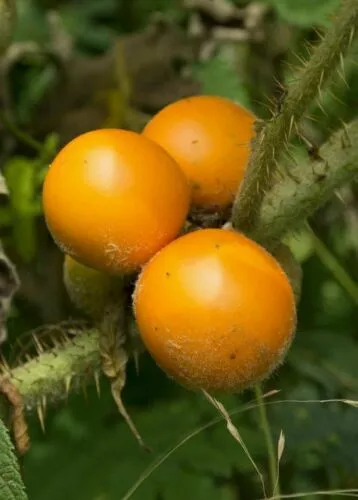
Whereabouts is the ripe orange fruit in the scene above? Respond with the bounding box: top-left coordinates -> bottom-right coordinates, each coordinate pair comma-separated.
133,228 -> 296,393
142,95 -> 255,212
43,129 -> 190,274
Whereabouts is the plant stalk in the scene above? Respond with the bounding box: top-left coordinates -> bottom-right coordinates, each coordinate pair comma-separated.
251,118 -> 358,249
232,0 -> 358,235
2,329 -> 101,409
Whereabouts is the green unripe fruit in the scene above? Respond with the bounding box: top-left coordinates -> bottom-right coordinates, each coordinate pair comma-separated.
63,254 -> 123,320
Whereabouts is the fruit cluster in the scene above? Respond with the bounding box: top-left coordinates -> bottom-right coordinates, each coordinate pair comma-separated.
42,95 -> 296,393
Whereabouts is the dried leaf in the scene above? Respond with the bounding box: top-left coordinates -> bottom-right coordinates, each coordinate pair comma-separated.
202,390 -> 266,498
99,298 -> 149,451
0,172 -> 9,196
277,430 -> 285,462
342,399 -> 358,408
0,377 -> 30,456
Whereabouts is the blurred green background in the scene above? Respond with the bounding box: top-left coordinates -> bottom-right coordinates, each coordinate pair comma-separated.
1,0 -> 358,499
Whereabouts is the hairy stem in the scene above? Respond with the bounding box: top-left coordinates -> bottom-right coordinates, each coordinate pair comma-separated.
3,330 -> 100,409
232,0 -> 358,234
254,384 -> 279,498
252,118 -> 358,249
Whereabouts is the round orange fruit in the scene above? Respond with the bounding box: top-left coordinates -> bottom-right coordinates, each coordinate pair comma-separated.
133,228 -> 296,392
142,95 -> 255,212
42,129 -> 190,274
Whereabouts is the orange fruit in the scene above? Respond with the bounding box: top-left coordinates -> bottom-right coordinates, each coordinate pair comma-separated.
43,129 -> 190,274
133,228 -> 296,392
142,95 -> 255,211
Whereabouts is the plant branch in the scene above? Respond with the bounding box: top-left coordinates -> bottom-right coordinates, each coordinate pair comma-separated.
251,118 -> 358,249
2,329 -> 101,409
231,0 -> 358,235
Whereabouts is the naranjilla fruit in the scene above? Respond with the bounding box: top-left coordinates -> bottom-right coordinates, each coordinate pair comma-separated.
133,228 -> 296,393
142,95 -> 255,212
42,129 -> 190,275
63,254 -> 123,320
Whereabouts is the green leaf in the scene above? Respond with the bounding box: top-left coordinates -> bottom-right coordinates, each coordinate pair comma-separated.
12,0 -> 49,43
3,156 -> 43,260
193,53 -> 252,110
16,65 -> 58,125
0,418 -> 28,500
59,0 -> 116,51
265,0 -> 340,27
0,209 -> 12,227
12,215 -> 37,262
23,382 -> 249,500
4,158 -> 36,215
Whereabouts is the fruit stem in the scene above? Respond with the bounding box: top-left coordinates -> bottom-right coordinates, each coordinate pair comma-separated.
231,0 -> 358,236
250,118 -> 358,249
254,383 -> 280,498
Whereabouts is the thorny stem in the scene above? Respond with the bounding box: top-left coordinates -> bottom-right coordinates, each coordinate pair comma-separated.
252,118 -> 358,249
2,329 -> 101,409
254,384 -> 280,498
232,0 -> 358,236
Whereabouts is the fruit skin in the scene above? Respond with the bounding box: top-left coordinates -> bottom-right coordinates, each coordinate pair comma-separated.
43,129 -> 190,275
142,95 -> 255,212
63,254 -> 123,320
133,228 -> 296,393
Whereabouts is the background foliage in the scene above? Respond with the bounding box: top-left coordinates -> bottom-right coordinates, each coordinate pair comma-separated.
1,0 -> 358,499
